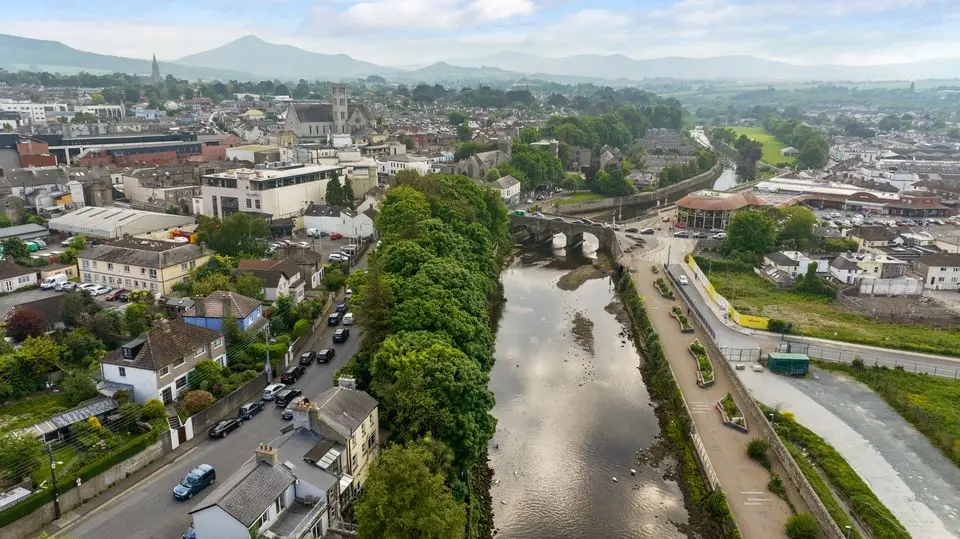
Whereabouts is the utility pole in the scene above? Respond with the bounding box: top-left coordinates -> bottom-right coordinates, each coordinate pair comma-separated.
47,443 -> 61,520
264,321 -> 272,380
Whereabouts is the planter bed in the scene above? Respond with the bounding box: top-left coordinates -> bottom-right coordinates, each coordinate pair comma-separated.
670,306 -> 695,333
689,339 -> 715,388
716,392 -> 748,432
654,278 -> 675,299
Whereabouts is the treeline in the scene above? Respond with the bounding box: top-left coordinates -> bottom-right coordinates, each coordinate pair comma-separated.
763,115 -> 829,169
343,174 -> 511,537
543,103 -> 683,151
658,146 -> 719,187
709,127 -> 763,181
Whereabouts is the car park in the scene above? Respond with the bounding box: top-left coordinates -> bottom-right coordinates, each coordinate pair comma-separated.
299,351 -> 317,365
317,348 -> 335,363
173,464 -> 216,500
261,383 -> 286,401
55,281 -> 77,291
274,388 -> 303,407
342,312 -> 354,325
333,328 -> 350,344
40,274 -> 69,290
237,401 -> 263,420
673,231 -> 691,238
208,418 -> 241,438
280,365 -> 306,384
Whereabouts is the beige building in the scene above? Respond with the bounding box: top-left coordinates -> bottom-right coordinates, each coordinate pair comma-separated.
78,238 -> 211,295
301,386 -> 380,491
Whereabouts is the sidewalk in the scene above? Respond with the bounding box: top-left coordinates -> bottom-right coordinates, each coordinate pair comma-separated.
628,263 -> 797,539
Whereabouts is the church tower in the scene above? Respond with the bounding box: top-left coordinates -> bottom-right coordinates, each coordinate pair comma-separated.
151,54 -> 161,85
332,83 -> 348,135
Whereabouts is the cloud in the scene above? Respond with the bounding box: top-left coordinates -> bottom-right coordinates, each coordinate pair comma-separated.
310,0 -> 535,32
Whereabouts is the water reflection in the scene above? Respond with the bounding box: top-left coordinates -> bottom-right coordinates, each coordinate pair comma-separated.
488,254 -> 687,538
712,168 -> 741,191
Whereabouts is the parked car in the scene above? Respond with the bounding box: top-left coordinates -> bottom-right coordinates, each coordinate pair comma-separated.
709,228 -> 723,233
317,348 -> 335,363
333,328 -> 350,344
335,301 -> 348,313
328,252 -> 346,262
105,288 -> 128,301
89,285 -> 112,296
61,236 -> 83,248
625,227 -> 639,233
691,232 -> 707,239
344,288 -> 353,299
552,217 -> 565,222
281,396 -> 308,420
173,464 -> 216,500
237,401 -> 264,420
55,281 -> 78,291
299,351 -> 317,365
678,275 -> 689,285
40,274 -> 69,290
208,418 -> 241,438
77,282 -> 98,291
327,312 -> 342,326
280,365 -> 306,384
274,388 -> 303,407
342,312 -> 354,325
640,228 -> 655,235
673,231 -> 691,238
329,232 -> 343,240
261,383 -> 286,401
713,232 -> 727,239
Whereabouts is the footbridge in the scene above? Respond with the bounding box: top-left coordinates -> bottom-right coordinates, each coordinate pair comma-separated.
509,214 -> 615,251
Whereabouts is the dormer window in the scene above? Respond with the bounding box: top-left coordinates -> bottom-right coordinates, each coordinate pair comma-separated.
122,347 -> 133,359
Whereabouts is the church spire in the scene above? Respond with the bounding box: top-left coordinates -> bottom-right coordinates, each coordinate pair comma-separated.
151,54 -> 161,84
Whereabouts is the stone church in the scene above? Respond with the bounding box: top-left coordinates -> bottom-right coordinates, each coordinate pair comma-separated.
283,84 -> 375,139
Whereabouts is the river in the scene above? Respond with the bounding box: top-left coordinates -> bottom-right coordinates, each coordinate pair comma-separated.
488,247 -> 688,538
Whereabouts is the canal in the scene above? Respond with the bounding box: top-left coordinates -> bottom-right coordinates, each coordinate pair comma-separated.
488,246 -> 688,538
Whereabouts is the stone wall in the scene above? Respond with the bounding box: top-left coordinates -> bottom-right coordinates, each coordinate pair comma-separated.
558,163 -> 723,215
187,371 -> 269,435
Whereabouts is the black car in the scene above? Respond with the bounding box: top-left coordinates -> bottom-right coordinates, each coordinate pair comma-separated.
208,418 -> 241,438
280,365 -> 306,384
335,301 -> 348,313
237,401 -> 263,420
332,328 -> 350,344
274,388 -> 303,407
299,351 -> 317,366
317,348 -> 335,363
625,227 -> 639,233
327,312 -> 342,326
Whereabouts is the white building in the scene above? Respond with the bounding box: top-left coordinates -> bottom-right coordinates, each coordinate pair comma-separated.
916,253 -> 960,291
376,155 -> 431,176
199,163 -> 343,219
303,204 -> 377,238
73,104 -> 125,120
0,261 -> 39,293
490,175 -> 521,205
0,102 -> 67,124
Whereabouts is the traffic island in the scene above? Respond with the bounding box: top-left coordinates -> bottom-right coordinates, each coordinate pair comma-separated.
671,306 -> 695,333
716,392 -> 748,432
654,277 -> 675,299
689,339 -> 715,388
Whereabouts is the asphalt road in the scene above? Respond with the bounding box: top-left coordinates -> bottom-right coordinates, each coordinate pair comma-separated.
59,321 -> 363,539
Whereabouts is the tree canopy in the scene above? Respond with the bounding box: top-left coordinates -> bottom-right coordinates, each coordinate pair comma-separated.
197,213 -> 269,258
723,210 -> 777,261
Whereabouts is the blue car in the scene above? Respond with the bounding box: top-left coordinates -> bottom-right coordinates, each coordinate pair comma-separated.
173,464 -> 216,500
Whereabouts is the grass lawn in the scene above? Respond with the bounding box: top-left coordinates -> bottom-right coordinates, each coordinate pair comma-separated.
706,269 -> 960,357
0,391 -> 71,433
816,361 -> 960,467
728,126 -> 796,167
557,191 -> 606,204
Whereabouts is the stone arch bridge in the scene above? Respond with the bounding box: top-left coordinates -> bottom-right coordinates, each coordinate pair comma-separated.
509,214 -> 615,252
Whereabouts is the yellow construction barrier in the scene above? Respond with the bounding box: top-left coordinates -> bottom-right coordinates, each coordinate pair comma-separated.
687,255 -> 771,331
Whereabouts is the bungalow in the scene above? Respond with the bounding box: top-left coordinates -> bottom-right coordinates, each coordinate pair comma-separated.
848,226 -> 899,252
0,260 -> 38,293
781,146 -> 799,156
184,291 -> 264,332
762,251 -> 830,278
829,255 -> 867,284
236,258 -> 305,303
916,253 -> 960,291
4,295 -> 66,333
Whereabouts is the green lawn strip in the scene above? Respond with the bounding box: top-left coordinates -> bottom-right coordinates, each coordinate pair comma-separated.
706,270 -> 960,358
728,127 -> 796,166
0,392 -> 71,433
557,192 -> 606,204
782,439 -> 862,539
816,361 -> 960,467
762,404 -> 909,539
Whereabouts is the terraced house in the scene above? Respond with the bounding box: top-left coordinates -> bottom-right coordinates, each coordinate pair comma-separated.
78,238 -> 211,295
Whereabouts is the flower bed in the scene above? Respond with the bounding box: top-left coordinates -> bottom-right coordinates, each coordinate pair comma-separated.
654,278 -> 675,299
670,306 -> 695,333
689,339 -> 714,387
716,392 -> 748,432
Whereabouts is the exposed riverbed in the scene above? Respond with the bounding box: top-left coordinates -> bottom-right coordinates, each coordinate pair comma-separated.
488,249 -> 688,538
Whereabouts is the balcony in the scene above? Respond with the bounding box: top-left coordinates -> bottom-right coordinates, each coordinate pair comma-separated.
262,498 -> 327,539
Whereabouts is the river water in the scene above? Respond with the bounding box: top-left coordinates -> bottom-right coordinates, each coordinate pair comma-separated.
712,168 -> 740,191
488,249 -> 688,538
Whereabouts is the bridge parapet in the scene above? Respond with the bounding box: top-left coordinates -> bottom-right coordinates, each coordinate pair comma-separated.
509,214 -> 615,251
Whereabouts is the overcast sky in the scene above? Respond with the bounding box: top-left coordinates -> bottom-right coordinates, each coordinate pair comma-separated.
2,0 -> 958,67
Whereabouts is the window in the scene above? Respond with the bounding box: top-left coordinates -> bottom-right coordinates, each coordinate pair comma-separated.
274,494 -> 286,514
107,263 -> 114,271
17,276 -> 29,283
195,346 -> 205,357
159,366 -> 170,377
251,511 -> 267,530
181,263 -> 188,271
189,261 -> 196,268
134,280 -> 139,287
82,260 -> 89,269
125,278 -> 131,286
352,454 -> 357,469
214,338 -> 223,347
175,376 -> 187,389
118,367 -> 126,377
109,277 -> 114,285
255,199 -> 261,210
149,269 -> 157,278
150,283 -> 157,291
91,261 -> 98,268
175,357 -> 184,367
246,198 -> 252,209
141,268 -> 146,275
367,433 -> 376,449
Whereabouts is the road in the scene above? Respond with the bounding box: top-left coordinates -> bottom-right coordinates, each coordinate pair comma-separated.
57,318 -> 363,539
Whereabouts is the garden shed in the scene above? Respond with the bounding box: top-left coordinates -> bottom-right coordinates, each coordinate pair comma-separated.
766,352 -> 810,377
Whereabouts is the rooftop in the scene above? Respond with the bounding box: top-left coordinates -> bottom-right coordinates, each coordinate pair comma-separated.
315,386 -> 378,439
101,319 -> 222,372
187,291 -> 262,319
202,164 -> 341,181
79,238 -> 209,268
676,190 -> 774,211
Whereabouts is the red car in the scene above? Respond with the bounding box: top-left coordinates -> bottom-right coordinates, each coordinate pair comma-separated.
105,288 -> 128,301
329,232 -> 343,240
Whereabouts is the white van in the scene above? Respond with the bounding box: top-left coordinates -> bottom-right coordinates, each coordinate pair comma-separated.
41,274 -> 68,290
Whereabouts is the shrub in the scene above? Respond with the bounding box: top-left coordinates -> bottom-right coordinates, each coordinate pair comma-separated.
851,357 -> 865,369
292,318 -> 310,339
747,438 -> 771,469
61,373 -> 99,406
178,390 -> 215,417
768,318 -> 793,334
113,389 -> 131,406
142,399 -> 166,420
785,513 -> 819,539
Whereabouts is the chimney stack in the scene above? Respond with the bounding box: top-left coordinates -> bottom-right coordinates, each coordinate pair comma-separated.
158,319 -> 172,333
254,443 -> 278,466
292,398 -> 313,431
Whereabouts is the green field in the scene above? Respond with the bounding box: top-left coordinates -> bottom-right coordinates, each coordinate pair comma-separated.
557,191 -> 606,204
706,269 -> 960,357
729,127 -> 796,166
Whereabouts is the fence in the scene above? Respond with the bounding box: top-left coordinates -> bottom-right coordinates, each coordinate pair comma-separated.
720,347 -> 762,363
781,338 -> 960,379
685,256 -> 772,330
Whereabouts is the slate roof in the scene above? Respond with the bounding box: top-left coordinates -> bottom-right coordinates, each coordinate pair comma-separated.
830,256 -> 862,271
236,257 -> 302,288
491,175 -> 520,191
79,238 -> 208,269
8,295 -> 65,327
291,104 -> 366,124
765,251 -> 800,267
189,291 -> 261,319
361,207 -> 379,221
190,459 -> 295,527
0,260 -> 35,280
315,386 -> 378,438
101,319 -> 221,372
850,226 -> 899,243
303,204 -> 352,218
916,253 -> 960,268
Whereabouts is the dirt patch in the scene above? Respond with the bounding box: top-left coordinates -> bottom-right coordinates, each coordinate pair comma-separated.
557,265 -> 606,291
571,311 -> 595,355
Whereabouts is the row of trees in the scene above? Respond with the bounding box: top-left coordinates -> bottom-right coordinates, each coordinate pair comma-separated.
763,115 -> 829,170
542,103 -> 683,152
344,173 -> 511,537
710,127 -> 764,181
722,205 -> 825,262
658,146 -> 719,187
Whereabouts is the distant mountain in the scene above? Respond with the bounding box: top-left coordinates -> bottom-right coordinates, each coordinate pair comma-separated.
0,33 -> 257,81
397,62 -> 519,83
175,35 -> 395,80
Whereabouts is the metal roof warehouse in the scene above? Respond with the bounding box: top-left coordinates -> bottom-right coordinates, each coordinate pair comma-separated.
48,207 -> 194,239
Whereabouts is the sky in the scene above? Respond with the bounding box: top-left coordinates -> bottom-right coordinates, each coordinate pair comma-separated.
1,0 -> 959,67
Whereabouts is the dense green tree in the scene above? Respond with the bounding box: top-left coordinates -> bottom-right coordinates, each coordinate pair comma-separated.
456,121 -> 472,142
453,141 -> 494,161
518,127 -> 540,144
124,302 -> 151,337
342,176 -> 356,209
446,111 -> 467,126
325,176 -> 345,207
355,443 -> 466,539
0,432 -> 43,482
191,273 -> 233,298
233,272 -> 265,300
2,237 -> 29,262
724,210 -> 777,261
777,206 -> 817,249
63,290 -> 101,326
61,373 -> 98,406
58,328 -> 105,370
376,186 -> 433,240
197,213 -> 269,258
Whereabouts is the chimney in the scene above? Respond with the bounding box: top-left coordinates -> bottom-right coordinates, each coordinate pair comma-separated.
221,294 -> 233,318
157,318 -> 172,333
254,443 -> 279,466
292,398 -> 313,431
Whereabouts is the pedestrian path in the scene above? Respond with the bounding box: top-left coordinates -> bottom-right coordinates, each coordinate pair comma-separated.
625,261 -> 798,539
